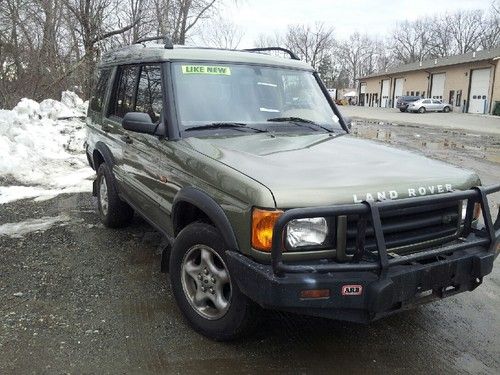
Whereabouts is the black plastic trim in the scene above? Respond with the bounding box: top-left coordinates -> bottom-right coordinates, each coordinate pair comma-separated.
243,47 -> 300,60
172,186 -> 239,251
314,72 -> 350,132
93,141 -> 116,168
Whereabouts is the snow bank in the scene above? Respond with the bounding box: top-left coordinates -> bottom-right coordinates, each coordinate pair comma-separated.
0,214 -> 78,238
0,91 -> 94,204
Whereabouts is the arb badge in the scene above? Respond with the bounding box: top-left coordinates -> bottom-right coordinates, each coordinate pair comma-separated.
342,285 -> 363,296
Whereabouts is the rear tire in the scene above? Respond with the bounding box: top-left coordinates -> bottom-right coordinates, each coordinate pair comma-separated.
418,107 -> 426,113
399,108 -> 406,112
96,163 -> 134,228
170,222 -> 261,341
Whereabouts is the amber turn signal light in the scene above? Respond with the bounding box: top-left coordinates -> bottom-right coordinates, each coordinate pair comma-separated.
299,289 -> 330,299
251,208 -> 283,252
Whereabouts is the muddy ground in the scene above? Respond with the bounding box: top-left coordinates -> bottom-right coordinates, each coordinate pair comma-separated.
1,121 -> 499,374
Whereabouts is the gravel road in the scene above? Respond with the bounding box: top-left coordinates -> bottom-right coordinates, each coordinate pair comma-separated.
1,121 -> 499,374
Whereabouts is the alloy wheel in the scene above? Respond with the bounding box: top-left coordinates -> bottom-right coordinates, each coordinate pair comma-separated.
180,244 -> 232,320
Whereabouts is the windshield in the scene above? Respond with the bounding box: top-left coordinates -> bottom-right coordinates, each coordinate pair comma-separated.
171,62 -> 343,132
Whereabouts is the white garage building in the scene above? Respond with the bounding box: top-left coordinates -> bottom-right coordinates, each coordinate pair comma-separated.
358,47 -> 500,114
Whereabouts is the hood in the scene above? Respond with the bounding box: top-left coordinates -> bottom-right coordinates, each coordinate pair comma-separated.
185,133 -> 480,208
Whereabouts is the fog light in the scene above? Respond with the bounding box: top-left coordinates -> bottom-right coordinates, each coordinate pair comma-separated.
299,289 -> 330,299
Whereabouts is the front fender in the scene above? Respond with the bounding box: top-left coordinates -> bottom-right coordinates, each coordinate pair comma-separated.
172,186 -> 239,251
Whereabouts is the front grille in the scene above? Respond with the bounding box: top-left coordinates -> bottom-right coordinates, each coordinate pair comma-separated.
345,201 -> 461,254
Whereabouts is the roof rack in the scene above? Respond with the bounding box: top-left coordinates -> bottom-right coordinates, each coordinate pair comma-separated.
135,35 -> 173,49
242,47 -> 300,60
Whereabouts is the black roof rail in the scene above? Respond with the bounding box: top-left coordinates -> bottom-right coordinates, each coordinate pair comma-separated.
243,47 -> 300,60
135,35 -> 173,49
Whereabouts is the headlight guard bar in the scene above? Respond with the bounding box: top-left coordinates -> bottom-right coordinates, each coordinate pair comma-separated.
271,185 -> 500,277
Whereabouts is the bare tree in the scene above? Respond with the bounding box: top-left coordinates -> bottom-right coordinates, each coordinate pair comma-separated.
151,0 -> 218,44
448,10 -> 484,54
284,23 -> 335,69
199,15 -> 243,49
389,19 -> 434,64
335,33 -> 377,86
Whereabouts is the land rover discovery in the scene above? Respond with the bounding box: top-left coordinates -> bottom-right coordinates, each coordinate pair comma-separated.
85,39 -> 500,340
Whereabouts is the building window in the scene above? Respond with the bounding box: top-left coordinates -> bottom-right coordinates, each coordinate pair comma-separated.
422,91 -> 425,98
416,91 -> 420,97
410,91 -> 414,96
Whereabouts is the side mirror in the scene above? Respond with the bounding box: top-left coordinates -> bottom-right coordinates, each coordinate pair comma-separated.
122,112 -> 156,135
343,116 -> 352,130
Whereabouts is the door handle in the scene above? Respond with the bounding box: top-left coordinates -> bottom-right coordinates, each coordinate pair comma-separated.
102,124 -> 112,133
120,134 -> 133,144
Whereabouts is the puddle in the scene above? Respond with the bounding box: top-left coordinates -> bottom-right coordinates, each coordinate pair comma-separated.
352,126 -> 500,164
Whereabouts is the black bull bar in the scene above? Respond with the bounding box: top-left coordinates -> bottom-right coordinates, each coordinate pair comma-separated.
271,185 -> 500,277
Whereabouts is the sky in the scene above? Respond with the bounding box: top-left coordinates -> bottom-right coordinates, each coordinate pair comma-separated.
211,0 -> 495,47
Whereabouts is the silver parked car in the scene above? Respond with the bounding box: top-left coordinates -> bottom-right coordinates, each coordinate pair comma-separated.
407,98 -> 452,113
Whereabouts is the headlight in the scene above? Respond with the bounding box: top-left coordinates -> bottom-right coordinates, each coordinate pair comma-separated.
461,201 -> 481,221
286,217 -> 328,249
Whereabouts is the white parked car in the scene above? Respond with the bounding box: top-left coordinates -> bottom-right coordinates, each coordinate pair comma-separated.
407,98 -> 452,113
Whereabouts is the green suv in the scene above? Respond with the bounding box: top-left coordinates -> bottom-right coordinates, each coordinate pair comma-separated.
85,40 -> 500,340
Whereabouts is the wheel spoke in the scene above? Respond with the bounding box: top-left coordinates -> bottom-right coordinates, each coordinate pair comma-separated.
209,292 -> 229,311
184,259 -> 202,280
193,289 -> 208,306
200,248 -> 213,267
213,267 -> 229,284
202,249 -> 228,283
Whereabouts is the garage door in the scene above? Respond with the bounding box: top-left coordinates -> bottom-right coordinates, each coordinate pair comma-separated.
381,79 -> 390,108
468,68 -> 491,114
431,73 -> 445,99
393,78 -> 404,108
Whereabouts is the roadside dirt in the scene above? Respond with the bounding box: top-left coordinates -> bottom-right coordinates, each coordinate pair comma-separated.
0,122 -> 499,374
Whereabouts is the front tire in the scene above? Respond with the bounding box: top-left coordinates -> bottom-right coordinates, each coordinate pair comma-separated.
169,222 -> 260,341
418,106 -> 426,113
96,163 -> 134,228
443,106 -> 450,113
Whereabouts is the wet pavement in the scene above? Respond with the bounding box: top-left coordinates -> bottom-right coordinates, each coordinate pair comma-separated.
342,105 -> 500,135
1,121 -> 499,374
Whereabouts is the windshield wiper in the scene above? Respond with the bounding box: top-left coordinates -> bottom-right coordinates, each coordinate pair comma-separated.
185,122 -> 266,133
266,117 -> 332,132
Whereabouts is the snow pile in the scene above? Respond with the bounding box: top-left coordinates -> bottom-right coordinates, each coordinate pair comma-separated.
0,215 -> 77,238
0,91 -> 94,204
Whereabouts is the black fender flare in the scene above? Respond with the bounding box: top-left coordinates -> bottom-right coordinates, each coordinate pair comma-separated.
93,141 -> 116,168
91,142 -> 117,196
172,186 -> 239,251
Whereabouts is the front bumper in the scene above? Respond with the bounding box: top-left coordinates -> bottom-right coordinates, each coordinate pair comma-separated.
227,185 -> 500,322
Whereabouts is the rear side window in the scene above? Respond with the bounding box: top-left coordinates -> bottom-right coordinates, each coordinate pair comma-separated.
135,65 -> 163,123
109,65 -> 139,118
90,69 -> 111,112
